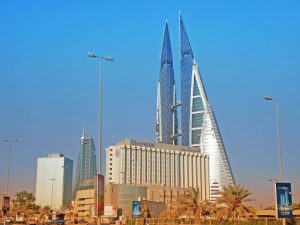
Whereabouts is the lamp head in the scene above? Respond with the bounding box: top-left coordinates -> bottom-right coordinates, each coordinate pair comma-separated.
103,56 -> 114,61
87,52 -> 97,58
2,139 -> 18,143
264,96 -> 273,101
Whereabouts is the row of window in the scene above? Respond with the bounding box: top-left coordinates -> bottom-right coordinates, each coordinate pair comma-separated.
118,148 -> 207,189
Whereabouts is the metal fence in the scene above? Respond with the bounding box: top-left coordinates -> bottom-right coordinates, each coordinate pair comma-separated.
126,218 -> 300,225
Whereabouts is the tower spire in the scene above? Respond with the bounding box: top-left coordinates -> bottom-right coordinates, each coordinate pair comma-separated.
179,14 -> 193,58
82,121 -> 85,138
156,21 -> 178,145
161,21 -> 173,67
179,14 -> 235,201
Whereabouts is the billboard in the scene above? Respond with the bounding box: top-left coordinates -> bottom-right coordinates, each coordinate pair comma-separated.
94,174 -> 104,217
132,201 -> 141,218
2,196 -> 10,215
275,182 -> 293,218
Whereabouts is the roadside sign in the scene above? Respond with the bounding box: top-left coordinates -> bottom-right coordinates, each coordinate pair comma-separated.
132,201 -> 141,218
275,182 -> 293,218
94,174 -> 104,217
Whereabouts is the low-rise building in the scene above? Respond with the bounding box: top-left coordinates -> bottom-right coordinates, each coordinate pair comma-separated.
105,184 -> 147,216
106,139 -> 210,201
74,189 -> 94,219
105,184 -> 205,217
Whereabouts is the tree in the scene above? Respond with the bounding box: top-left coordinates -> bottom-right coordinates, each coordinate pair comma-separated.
176,189 -> 213,222
215,184 -> 256,220
141,203 -> 151,218
13,191 -> 36,211
42,205 -> 50,214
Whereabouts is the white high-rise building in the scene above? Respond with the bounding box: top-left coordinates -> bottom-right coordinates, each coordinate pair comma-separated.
35,153 -> 73,209
106,139 -> 210,200
179,15 -> 235,200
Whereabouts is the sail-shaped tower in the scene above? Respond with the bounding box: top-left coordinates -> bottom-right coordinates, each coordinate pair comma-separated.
156,22 -> 178,145
179,15 -> 235,200
72,129 -> 97,199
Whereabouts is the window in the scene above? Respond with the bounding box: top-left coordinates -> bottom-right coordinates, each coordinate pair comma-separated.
192,129 -> 201,145
193,77 -> 200,96
192,97 -> 204,112
192,113 -> 203,128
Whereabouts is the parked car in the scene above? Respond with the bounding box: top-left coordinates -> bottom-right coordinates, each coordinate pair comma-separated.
5,217 -> 14,223
55,219 -> 65,225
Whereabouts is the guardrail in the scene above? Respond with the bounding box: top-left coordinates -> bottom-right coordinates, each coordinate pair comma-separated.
126,218 -> 300,225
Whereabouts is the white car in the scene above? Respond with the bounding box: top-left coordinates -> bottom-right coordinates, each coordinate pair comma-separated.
5,217 -> 14,223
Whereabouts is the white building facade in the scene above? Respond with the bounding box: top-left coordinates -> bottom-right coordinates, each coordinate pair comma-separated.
106,140 -> 210,200
179,16 -> 235,200
35,153 -> 73,209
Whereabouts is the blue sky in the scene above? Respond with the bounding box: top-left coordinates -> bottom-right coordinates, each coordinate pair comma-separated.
0,1 -> 299,206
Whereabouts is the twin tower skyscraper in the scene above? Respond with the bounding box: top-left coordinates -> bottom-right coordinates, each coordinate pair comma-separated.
156,15 -> 235,200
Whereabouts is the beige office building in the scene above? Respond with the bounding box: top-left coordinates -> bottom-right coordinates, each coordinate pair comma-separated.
106,139 -> 210,200
74,189 -> 95,219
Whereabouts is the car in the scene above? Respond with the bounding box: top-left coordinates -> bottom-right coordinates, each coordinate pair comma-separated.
5,217 -> 14,223
55,219 -> 65,225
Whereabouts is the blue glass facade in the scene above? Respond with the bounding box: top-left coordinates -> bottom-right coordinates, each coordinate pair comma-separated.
72,134 -> 97,198
156,22 -> 178,144
155,16 -> 235,199
180,15 -> 195,146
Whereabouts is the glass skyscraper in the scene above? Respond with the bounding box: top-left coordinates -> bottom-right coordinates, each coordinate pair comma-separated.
180,15 -> 195,147
156,15 -> 235,200
156,22 -> 178,145
35,153 -> 73,209
179,15 -> 235,200
72,132 -> 97,198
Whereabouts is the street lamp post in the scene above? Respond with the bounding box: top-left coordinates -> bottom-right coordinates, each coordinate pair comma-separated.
2,139 -> 18,196
131,159 -> 138,200
264,96 -> 283,182
87,52 -> 114,175
50,178 -> 56,209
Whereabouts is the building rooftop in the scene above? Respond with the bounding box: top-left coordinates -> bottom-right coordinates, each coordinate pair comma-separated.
47,153 -> 64,158
115,139 -> 202,153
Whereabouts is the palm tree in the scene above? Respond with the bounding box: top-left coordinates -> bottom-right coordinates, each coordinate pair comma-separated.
215,184 -> 256,220
176,188 -> 213,222
141,203 -> 151,218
